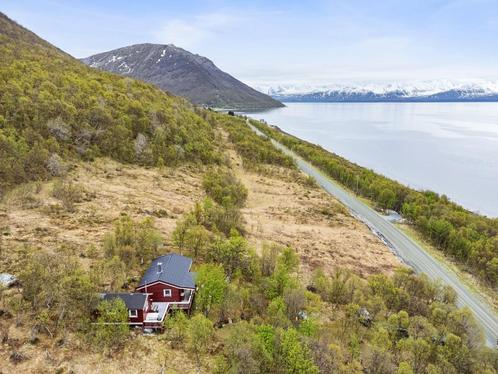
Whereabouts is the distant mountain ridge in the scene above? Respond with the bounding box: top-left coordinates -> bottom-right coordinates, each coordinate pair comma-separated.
82,44 -> 283,110
261,80 -> 498,102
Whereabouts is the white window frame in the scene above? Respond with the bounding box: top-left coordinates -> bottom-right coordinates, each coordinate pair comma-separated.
163,289 -> 172,297
129,309 -> 138,318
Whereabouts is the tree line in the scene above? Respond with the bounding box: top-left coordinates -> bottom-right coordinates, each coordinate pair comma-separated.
1,151 -> 497,373
251,119 -> 498,288
0,18 -> 222,197
214,114 -> 295,170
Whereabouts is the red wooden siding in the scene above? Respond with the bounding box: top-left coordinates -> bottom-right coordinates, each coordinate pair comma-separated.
136,282 -> 185,303
129,309 -> 144,324
127,296 -> 151,324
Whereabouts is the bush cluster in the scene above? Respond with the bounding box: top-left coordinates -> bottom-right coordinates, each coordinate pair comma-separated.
4,162 -> 496,373
51,179 -> 84,212
214,114 -> 295,169
203,168 -> 248,207
252,120 -> 498,288
103,215 -> 163,267
166,162 -> 497,373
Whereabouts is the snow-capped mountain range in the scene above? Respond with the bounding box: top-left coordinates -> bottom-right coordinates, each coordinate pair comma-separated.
258,80 -> 498,102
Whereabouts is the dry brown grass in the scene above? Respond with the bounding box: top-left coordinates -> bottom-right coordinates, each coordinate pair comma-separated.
0,159 -> 203,273
0,323 -> 209,374
224,142 -> 401,283
0,136 -> 401,372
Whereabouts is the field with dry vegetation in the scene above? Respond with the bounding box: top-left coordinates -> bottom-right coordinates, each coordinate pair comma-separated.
0,132 -> 402,373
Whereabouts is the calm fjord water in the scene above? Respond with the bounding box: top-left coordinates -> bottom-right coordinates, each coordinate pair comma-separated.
245,103 -> 498,217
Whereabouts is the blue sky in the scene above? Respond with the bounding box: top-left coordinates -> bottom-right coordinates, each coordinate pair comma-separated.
2,0 -> 498,87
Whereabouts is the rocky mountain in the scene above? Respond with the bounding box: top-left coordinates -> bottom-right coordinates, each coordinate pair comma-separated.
82,44 -> 283,110
262,80 -> 498,102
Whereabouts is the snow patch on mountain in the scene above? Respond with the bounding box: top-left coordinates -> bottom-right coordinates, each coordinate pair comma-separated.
258,80 -> 498,101
81,43 -> 283,110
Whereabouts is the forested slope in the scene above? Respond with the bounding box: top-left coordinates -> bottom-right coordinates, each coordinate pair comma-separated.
0,12 -> 221,196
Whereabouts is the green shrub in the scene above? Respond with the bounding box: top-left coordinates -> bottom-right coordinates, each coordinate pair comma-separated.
214,114 -> 295,169
187,314 -> 215,370
19,251 -> 97,335
209,230 -> 258,280
195,264 -> 227,316
164,311 -> 189,348
173,198 -> 244,240
203,168 -> 248,207
93,298 -> 129,354
103,215 -> 162,267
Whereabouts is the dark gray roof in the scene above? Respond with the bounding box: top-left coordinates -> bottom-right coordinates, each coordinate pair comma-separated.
138,253 -> 195,289
102,293 -> 147,310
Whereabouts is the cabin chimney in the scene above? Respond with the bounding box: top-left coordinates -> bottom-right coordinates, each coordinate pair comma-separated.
157,262 -> 162,274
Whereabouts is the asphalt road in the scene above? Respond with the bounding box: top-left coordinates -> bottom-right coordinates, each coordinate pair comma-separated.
248,121 -> 498,347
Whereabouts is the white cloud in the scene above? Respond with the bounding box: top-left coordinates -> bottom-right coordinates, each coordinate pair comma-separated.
154,12 -> 239,48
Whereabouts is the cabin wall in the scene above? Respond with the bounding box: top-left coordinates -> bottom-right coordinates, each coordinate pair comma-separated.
137,282 -> 184,303
129,309 -> 144,324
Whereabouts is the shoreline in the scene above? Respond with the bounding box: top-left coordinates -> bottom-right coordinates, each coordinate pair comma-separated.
241,102 -> 498,218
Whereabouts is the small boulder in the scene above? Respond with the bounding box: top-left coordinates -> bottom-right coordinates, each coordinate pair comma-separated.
358,307 -> 373,327
0,273 -> 17,288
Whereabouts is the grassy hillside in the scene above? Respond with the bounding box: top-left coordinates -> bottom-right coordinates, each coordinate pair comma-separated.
0,13 -> 221,195
0,11 -> 497,374
2,142 -> 496,374
251,119 -> 498,289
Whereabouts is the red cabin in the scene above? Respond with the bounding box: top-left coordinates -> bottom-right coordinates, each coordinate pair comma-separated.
101,253 -> 195,329
136,254 -> 195,320
101,292 -> 151,326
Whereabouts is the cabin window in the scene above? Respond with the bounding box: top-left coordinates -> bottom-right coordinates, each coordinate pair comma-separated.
163,289 -> 172,297
129,309 -> 138,318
